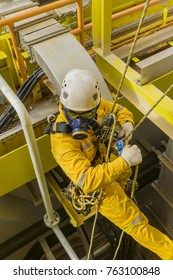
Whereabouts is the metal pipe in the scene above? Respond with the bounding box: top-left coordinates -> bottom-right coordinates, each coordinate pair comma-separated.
0,0 -> 85,79
71,0 -> 164,35
76,0 -> 85,46
8,23 -> 27,81
24,223 -> 76,260
0,0 -> 76,27
0,0 -> 163,78
0,75 -> 79,260
0,207 -> 68,259
111,0 -> 164,20
0,77 -> 54,222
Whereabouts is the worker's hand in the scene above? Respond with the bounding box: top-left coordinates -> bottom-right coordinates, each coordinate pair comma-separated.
121,144 -> 142,166
118,121 -> 133,144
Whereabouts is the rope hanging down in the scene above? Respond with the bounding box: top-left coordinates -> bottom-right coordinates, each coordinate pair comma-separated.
111,0 -> 151,110
67,0 -> 173,260
86,0 -> 152,260
112,165 -> 139,260
124,83 -> 173,143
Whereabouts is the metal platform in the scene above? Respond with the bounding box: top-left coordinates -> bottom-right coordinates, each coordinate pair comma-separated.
113,25 -> 173,61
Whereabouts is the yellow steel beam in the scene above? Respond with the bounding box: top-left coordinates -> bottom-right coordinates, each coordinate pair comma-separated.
92,0 -> 101,48
0,134 -> 57,196
92,0 -> 112,55
0,36 -> 20,90
162,7 -> 168,25
22,52 -> 42,101
94,48 -> 173,139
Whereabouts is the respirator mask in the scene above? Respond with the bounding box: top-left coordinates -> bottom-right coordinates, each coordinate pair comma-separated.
63,106 -> 99,140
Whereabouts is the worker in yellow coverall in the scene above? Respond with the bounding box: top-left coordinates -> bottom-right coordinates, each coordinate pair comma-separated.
50,68 -> 173,260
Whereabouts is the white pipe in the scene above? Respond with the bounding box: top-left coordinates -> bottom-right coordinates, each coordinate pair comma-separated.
0,75 -> 79,260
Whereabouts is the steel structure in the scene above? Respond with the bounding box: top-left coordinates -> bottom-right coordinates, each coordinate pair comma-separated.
0,0 -> 173,260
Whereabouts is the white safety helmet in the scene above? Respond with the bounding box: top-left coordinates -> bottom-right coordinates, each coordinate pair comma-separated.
60,69 -> 101,112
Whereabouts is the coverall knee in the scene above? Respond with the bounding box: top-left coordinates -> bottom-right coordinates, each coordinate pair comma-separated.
98,182 -> 173,260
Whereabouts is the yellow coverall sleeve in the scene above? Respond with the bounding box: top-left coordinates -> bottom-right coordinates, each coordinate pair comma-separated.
51,133 -> 129,194
97,98 -> 134,126
50,100 -> 173,260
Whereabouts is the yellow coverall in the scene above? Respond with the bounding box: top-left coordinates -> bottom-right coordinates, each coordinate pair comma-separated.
51,98 -> 173,260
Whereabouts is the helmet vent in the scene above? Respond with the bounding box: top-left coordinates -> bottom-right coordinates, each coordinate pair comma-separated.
93,93 -> 98,100
63,91 -> 68,99
60,69 -> 101,110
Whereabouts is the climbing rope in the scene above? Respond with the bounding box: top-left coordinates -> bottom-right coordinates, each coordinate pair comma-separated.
111,84 -> 173,260
124,82 -> 173,142
105,113 -> 117,162
62,182 -> 102,216
86,114 -> 117,259
85,0 -> 152,260
63,0 -> 173,260
112,165 -> 139,260
111,0 -> 151,110
86,193 -> 102,260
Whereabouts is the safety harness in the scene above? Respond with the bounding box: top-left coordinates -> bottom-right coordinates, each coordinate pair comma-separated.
45,112 -> 121,216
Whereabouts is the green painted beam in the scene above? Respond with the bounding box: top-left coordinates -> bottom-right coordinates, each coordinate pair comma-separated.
0,134 -> 57,196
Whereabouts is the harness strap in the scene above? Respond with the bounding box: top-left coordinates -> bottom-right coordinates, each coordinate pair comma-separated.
44,120 -> 72,135
56,122 -> 72,133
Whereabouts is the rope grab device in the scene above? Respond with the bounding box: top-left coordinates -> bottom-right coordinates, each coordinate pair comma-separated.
46,110 -> 125,216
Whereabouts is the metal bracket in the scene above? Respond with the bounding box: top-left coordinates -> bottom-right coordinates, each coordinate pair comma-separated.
158,152 -> 173,173
136,47 -> 173,85
146,204 -> 173,238
44,210 -> 60,228
152,181 -> 173,208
